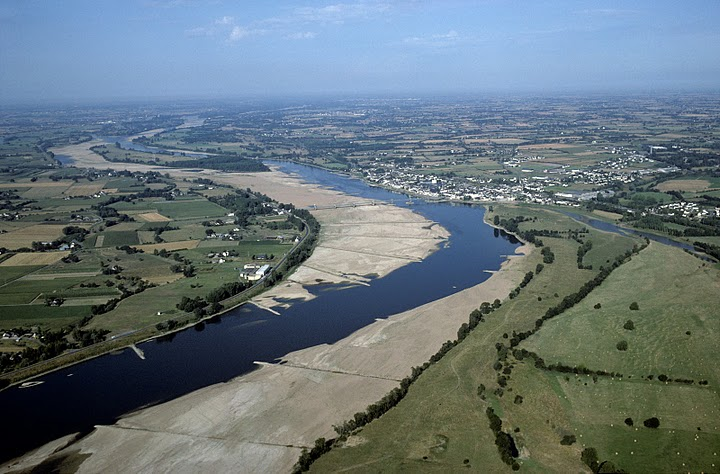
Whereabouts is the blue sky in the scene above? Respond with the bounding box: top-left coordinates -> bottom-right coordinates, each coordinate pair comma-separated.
1,0 -> 719,102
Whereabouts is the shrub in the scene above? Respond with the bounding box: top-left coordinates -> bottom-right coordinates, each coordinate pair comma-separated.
560,434 -> 576,446
594,303 -> 602,309
616,340 -> 628,351
624,417 -> 633,426
629,302 -> 639,310
623,319 -> 635,330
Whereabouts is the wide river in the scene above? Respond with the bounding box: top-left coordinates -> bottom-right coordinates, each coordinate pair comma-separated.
0,161 -> 520,463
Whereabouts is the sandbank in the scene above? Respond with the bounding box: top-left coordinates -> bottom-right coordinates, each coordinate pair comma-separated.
6,138 -> 532,473
3,244 -> 530,474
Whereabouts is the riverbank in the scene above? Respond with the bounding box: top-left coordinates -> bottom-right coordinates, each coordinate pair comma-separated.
50,139 -> 450,297
3,241 -> 531,473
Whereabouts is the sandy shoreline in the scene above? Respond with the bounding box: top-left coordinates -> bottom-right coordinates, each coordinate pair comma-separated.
2,141 -> 530,473
2,243 -> 529,474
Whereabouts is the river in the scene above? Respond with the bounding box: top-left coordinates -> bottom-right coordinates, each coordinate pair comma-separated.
1,161 -> 520,463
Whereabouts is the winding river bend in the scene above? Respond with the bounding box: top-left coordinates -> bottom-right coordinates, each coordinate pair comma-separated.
1,161 -> 520,463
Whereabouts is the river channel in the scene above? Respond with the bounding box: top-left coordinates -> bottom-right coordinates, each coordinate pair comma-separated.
1,161 -> 520,463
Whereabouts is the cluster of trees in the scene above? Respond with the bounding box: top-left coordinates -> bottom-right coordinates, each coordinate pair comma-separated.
170,264 -> 195,277
693,241 -> 720,260
30,225 -> 90,252
206,281 -> 250,304
177,296 -> 208,314
486,407 -> 520,470
576,240 -> 593,269
0,323 -> 111,374
459,300 -> 501,341
91,298 -> 119,316
293,438 -> 333,473
581,447 -> 626,473
283,211 -> 319,270
209,188 -> 275,226
71,327 -> 110,347
116,245 -> 143,254
541,246 -> 555,264
492,214 -> 555,247
91,278 -> 154,316
513,349 -> 626,379
627,213 -> 720,238
509,271 -> 535,300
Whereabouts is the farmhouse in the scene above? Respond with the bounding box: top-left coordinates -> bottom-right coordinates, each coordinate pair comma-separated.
241,264 -> 271,282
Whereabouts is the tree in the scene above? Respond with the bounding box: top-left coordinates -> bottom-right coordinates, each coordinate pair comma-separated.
629,302 -> 639,310
616,340 -> 628,351
623,320 -> 635,330
581,448 -> 599,471
643,417 -> 660,428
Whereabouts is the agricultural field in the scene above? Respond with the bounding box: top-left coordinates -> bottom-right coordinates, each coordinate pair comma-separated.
311,205 -> 718,473
0,153 -> 305,375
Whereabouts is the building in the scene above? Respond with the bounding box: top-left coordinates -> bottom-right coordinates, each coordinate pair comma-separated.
242,264 -> 271,282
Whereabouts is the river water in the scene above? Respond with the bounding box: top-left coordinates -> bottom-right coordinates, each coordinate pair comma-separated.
1,161 -> 520,463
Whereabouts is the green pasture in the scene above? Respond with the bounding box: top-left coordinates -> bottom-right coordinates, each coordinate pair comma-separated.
493,357 -> 719,474
521,243 -> 720,385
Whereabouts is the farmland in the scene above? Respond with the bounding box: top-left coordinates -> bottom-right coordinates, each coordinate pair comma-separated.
0,158 -> 310,376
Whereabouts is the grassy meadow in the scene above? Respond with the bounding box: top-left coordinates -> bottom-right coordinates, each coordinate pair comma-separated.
310,204 -> 718,473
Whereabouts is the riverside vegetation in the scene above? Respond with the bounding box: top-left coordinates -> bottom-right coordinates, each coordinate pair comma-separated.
305,204 -> 719,473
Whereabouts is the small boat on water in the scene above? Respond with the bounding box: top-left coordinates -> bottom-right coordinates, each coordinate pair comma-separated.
19,380 -> 44,389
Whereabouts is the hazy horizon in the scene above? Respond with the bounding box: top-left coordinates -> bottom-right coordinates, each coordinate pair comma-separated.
2,0 -> 719,104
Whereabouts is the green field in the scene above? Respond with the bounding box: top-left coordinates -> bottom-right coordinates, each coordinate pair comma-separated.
0,305 -> 93,329
152,200 -> 228,219
0,266 -> 43,285
99,231 -> 139,247
522,243 -> 720,385
310,205 -> 718,473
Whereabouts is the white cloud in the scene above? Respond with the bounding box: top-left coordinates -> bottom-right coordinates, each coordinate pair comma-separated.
293,2 -> 391,24
401,30 -> 464,48
286,31 -> 318,40
228,26 -> 267,41
188,1 -> 394,43
215,15 -> 234,25
229,26 -> 249,40
185,26 -> 212,37
579,8 -> 640,18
